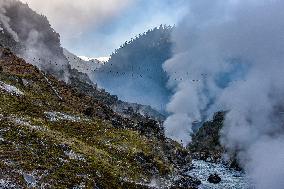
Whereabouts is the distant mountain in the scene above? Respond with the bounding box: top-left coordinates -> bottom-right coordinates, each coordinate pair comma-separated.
63,48 -> 103,76
64,49 -> 165,121
93,25 -> 173,112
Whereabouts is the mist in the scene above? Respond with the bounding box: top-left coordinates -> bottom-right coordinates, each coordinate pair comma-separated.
164,0 -> 284,188
0,0 -> 19,42
0,0 -> 70,81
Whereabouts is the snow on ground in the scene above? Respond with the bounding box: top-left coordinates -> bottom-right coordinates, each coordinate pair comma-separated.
187,160 -> 250,189
95,56 -> 110,63
78,56 -> 110,63
44,112 -> 85,122
42,74 -> 63,100
0,179 -> 18,188
0,81 -> 24,96
64,150 -> 86,162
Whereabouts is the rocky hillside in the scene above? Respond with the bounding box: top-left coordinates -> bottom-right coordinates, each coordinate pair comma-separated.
188,112 -> 241,170
188,112 -> 225,163
0,47 -> 196,188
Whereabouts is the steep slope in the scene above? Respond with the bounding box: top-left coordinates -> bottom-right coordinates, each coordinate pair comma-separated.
0,48 -> 193,188
188,112 -> 225,162
93,26 -> 173,112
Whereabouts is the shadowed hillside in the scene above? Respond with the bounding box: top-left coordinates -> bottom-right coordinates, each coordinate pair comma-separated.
94,25 -> 173,112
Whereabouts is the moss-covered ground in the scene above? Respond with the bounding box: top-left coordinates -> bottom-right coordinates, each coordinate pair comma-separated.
0,48 -> 188,188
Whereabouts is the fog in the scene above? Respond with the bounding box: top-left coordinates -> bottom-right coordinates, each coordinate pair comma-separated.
164,0 -> 284,188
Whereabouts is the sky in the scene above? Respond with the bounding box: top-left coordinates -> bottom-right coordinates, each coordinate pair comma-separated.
20,0 -> 186,57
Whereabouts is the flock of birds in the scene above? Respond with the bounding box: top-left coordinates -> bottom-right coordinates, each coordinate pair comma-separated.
27,55 -> 248,84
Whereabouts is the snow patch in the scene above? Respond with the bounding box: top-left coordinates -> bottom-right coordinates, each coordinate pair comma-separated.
6,115 -> 47,131
187,160 -> 250,189
64,150 -> 85,162
78,56 -> 110,63
95,56 -> 110,63
44,112 -> 84,122
0,81 -> 24,96
0,179 -> 18,188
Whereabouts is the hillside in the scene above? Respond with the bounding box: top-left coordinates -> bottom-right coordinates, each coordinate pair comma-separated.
93,26 -> 173,112
0,47 -> 195,188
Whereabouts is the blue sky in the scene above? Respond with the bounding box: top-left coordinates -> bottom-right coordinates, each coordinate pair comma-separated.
58,0 -> 186,57
22,0 -> 187,57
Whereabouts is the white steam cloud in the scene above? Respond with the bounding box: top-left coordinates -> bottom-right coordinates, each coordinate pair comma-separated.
164,0 -> 284,188
0,0 -> 19,42
0,0 -> 71,82
19,0 -> 133,39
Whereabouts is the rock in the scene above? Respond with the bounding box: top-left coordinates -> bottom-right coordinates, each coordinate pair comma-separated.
23,173 -> 37,187
207,173 -> 221,184
206,157 -> 212,162
83,107 -> 94,117
229,158 -> 243,171
171,175 -> 201,189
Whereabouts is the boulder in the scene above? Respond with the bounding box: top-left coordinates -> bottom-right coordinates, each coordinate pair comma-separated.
207,173 -> 221,184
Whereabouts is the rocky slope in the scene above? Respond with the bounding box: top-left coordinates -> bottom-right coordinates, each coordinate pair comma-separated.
188,112 -> 225,163
188,112 -> 241,170
0,47 -> 196,188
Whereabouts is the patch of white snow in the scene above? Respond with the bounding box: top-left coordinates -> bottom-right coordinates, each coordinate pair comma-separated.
187,160 -> 250,189
0,81 -> 24,96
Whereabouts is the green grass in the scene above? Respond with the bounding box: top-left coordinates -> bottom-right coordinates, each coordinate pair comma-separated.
0,50 -> 183,188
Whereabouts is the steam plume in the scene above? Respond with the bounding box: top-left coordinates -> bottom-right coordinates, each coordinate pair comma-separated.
0,0 -> 19,42
164,0 -> 284,188
0,0 -> 70,82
